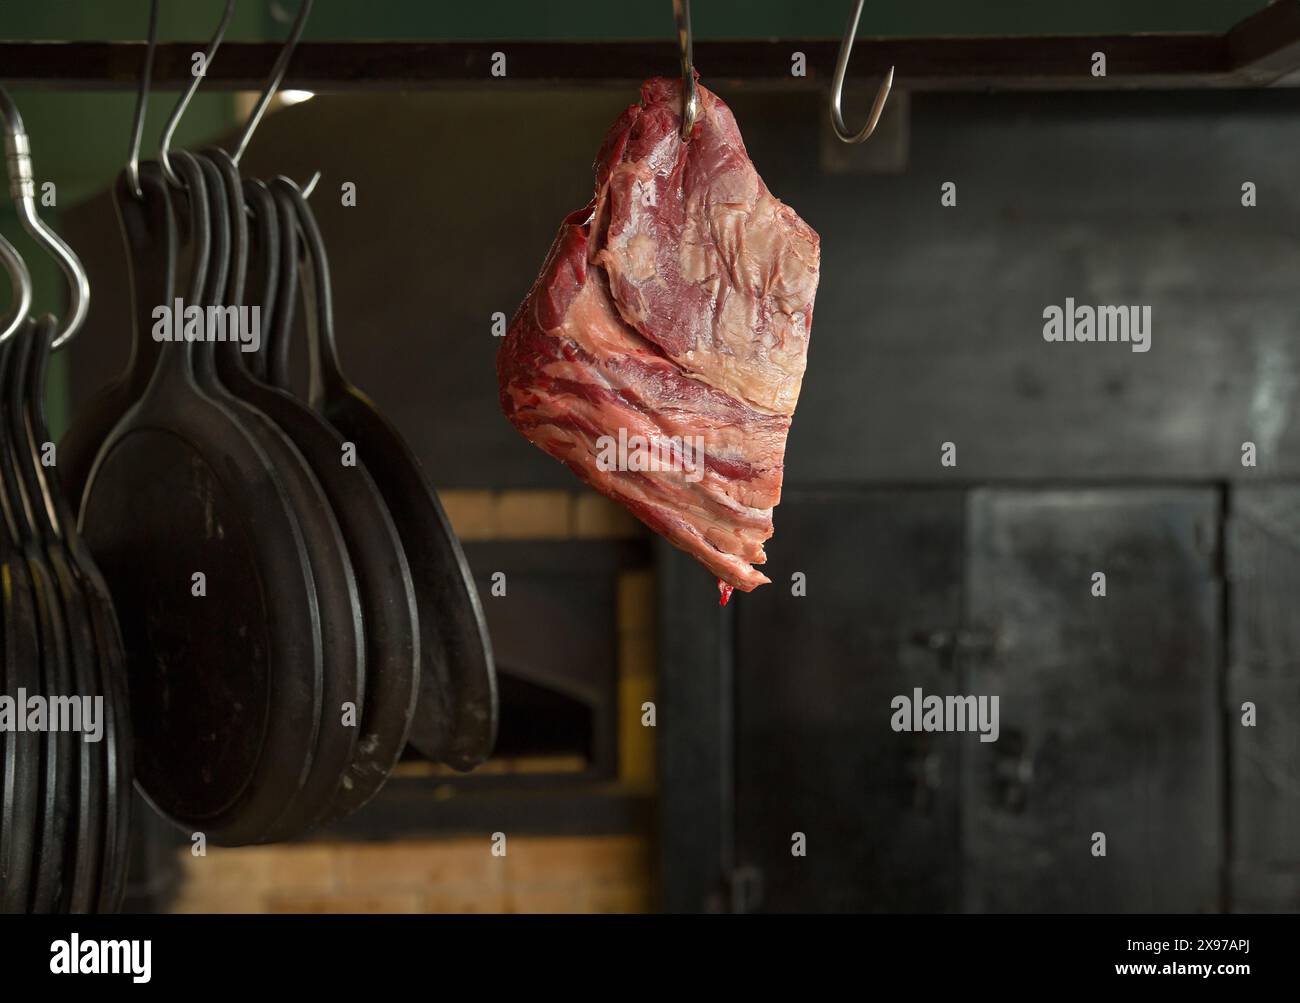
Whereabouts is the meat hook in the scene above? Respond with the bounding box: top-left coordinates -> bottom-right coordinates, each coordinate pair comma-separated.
673,0 -> 697,141
0,231 -> 32,345
231,0 -> 321,198
830,0 -> 895,144
125,0 -> 160,200
159,0 -> 236,189
0,88 -> 89,350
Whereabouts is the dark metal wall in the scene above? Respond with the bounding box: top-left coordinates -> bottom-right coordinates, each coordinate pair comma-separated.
661,488 -> 1234,913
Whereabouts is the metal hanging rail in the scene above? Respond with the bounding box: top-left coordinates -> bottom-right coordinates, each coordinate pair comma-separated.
2,3 -> 1299,92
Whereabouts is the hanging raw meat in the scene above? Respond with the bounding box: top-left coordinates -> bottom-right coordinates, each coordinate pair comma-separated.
498,76 -> 819,593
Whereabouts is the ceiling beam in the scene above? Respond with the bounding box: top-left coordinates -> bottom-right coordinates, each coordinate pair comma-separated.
1,6 -> 1298,94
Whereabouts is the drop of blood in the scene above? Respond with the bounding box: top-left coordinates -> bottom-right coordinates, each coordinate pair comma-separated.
717,579 -> 734,606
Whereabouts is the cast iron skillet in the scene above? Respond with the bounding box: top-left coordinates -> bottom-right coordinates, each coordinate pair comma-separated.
198,149 -> 366,837
274,178 -> 497,771
58,168 -> 175,508
23,312 -> 132,912
6,317 -> 104,912
247,177 -> 419,820
0,336 -> 41,913
268,179 -> 422,801
168,148 -> 356,841
0,328 -> 77,911
47,166 -> 158,908
79,153 -> 322,846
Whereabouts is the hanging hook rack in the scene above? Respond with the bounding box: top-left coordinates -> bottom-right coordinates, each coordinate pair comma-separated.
672,0 -> 697,141
229,0 -> 320,198
125,0 -> 160,199
158,0 -> 236,188
830,0 -> 895,144
0,88 -> 90,350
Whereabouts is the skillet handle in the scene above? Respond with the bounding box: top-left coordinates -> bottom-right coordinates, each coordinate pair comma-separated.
142,151 -> 210,391
113,162 -> 177,398
267,181 -> 300,392
241,178 -> 280,384
272,177 -> 344,404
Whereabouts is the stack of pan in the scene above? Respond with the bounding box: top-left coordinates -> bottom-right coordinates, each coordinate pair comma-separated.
0,88 -> 134,913
0,319 -> 134,913
62,152 -> 497,846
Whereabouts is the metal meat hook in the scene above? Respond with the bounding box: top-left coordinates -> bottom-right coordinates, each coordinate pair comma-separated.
830,0 -> 895,144
231,0 -> 321,199
159,0 -> 237,189
673,0 -> 697,141
0,88 -> 90,350
0,231 -> 32,345
125,0 -> 160,199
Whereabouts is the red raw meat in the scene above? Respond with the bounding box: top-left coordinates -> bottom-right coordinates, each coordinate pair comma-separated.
498,76 -> 819,592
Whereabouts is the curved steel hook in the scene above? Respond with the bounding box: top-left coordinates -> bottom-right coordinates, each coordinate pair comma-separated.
673,0 -> 697,141
0,88 -> 90,350
231,0 -> 313,165
830,0 -> 895,144
126,0 -> 161,199
231,0 -> 321,198
159,0 -> 236,188
0,232 -> 33,345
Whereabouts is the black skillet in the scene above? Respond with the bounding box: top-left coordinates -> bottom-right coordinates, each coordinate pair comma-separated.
51,165 -> 166,907
0,335 -> 41,913
78,154 -> 322,846
0,327 -> 77,911
58,169 -> 176,509
157,147 -> 352,842
243,177 -> 419,821
268,179 -> 423,804
6,316 -> 104,912
198,149 -> 366,836
22,314 -> 132,913
275,179 -> 497,771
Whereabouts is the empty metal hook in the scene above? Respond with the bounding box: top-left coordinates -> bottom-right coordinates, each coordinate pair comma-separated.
159,0 -> 236,188
0,232 -> 33,345
126,0 -> 161,199
231,0 -> 321,199
0,88 -> 90,350
673,0 -> 697,141
830,0 -> 895,144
